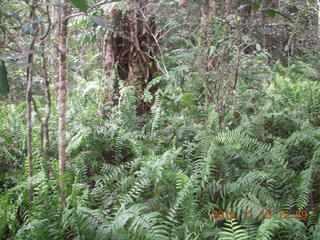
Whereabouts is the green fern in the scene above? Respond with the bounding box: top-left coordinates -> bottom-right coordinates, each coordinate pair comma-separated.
215,130 -> 271,152
218,219 -> 250,240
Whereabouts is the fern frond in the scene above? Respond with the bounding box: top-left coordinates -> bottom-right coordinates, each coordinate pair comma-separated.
119,177 -> 151,206
255,214 -> 306,240
215,130 -> 271,152
218,219 -> 250,240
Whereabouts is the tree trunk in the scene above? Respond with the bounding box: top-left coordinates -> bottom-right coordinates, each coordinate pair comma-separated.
26,0 -> 38,201
40,10 -> 54,179
200,0 -> 217,103
318,0 -> 320,39
200,0 -> 217,31
42,46 -> 53,178
102,0 -> 158,116
102,7 -> 122,109
52,0 -> 61,62
58,0 -> 68,202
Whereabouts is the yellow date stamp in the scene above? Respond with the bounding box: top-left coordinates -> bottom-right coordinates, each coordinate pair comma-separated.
210,210 -> 309,220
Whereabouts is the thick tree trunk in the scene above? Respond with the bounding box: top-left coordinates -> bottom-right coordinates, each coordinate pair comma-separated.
58,0 -> 68,202
103,0 -> 158,116
102,8 -> 122,109
26,0 -> 38,200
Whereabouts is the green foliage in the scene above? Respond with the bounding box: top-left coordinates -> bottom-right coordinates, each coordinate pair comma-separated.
1,0 -> 320,239
68,0 -> 89,12
306,86 -> 320,126
2,45 -> 320,240
218,219 -> 249,240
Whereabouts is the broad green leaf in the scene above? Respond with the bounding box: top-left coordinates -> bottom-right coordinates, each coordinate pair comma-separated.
68,0 -> 89,12
0,61 -> 10,96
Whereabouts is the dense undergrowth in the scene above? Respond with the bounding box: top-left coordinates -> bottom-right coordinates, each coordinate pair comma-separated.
1,60 -> 320,239
1,1 -> 320,239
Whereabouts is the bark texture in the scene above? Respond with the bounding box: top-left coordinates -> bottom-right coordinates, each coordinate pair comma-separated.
103,0 -> 158,116
26,0 -> 38,200
200,0 -> 217,30
39,18 -> 54,179
318,0 -> 320,39
58,0 -> 68,202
